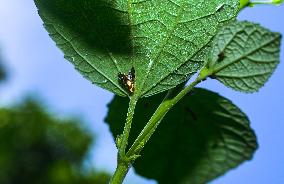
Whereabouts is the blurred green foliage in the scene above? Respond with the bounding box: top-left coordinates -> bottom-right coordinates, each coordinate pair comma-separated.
0,99 -> 110,184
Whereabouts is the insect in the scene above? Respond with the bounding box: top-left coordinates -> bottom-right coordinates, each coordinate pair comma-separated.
118,67 -> 135,94
217,51 -> 225,63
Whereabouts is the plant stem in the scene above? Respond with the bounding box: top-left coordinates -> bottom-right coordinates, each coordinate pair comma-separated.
110,161 -> 130,184
239,0 -> 251,10
250,0 -> 283,6
110,95 -> 138,184
127,74 -> 206,157
119,95 -> 138,156
239,0 -> 283,11
112,68 -> 209,182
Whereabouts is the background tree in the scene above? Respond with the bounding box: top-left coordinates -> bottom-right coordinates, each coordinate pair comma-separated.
0,99 -> 110,184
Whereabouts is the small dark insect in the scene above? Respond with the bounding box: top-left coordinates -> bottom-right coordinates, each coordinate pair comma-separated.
118,67 -> 135,94
217,51 -> 225,63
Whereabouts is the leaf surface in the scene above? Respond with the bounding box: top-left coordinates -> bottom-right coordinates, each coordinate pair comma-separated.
207,21 -> 281,92
35,0 -> 239,97
105,88 -> 258,184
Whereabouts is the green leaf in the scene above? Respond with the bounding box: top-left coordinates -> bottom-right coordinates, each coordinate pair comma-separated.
34,0 -> 239,98
105,88 -> 258,184
206,21 -> 281,92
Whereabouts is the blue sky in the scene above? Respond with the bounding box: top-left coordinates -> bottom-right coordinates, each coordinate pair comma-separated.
0,1 -> 283,184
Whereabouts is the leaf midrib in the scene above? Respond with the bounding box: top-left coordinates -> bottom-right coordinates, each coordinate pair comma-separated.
127,0 -> 134,57
216,71 -> 272,78
137,1 -> 186,97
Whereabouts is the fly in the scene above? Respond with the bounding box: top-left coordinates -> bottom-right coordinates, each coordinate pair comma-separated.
118,67 -> 135,94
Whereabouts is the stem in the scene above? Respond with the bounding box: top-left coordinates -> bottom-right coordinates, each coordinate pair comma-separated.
112,67 -> 209,182
239,0 -> 251,10
127,74 -> 206,157
110,161 -> 130,184
110,95 -> 137,184
239,0 -> 283,11
251,0 -> 284,6
119,95 -> 138,156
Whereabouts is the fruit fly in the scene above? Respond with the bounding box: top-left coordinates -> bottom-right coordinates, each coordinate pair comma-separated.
118,67 -> 135,94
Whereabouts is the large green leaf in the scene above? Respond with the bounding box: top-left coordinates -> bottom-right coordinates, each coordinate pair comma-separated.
35,0 -> 239,97
206,21 -> 281,92
105,88 -> 258,184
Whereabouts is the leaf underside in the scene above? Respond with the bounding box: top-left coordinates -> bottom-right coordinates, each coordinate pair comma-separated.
105,88 -> 258,184
209,21 -> 281,93
35,0 -> 239,98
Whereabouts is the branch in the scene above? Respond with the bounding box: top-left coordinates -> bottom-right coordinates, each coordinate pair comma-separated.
127,73 -> 207,157
239,0 -> 283,11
